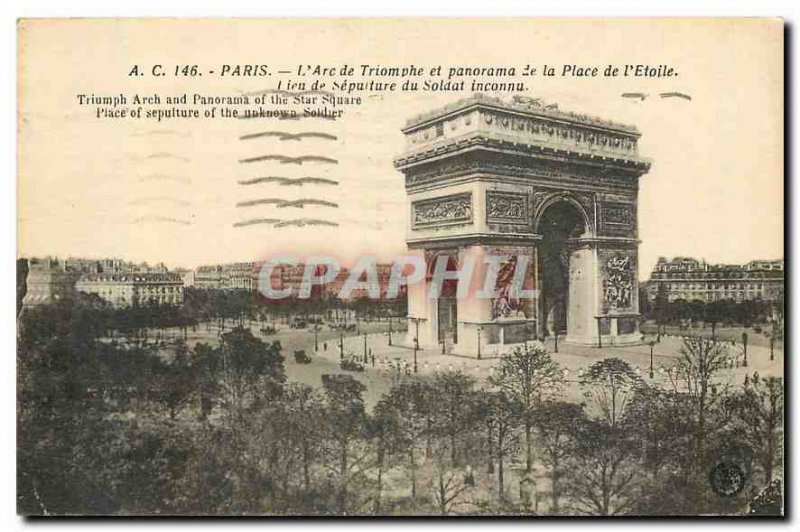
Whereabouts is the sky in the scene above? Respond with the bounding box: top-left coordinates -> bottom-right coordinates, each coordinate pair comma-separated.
17,18 -> 783,279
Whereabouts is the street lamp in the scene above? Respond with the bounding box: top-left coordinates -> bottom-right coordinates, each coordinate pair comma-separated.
412,331 -> 419,374
554,329 -> 559,353
649,340 -> 656,379
388,317 -> 393,346
313,324 -> 319,352
742,332 -> 749,367
769,319 -> 778,361
477,326 -> 482,360
339,331 -> 344,360
769,334 -> 774,361
408,317 -> 425,374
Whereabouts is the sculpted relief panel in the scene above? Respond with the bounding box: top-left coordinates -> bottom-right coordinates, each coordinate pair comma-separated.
599,201 -> 637,238
411,193 -> 473,229
486,192 -> 528,224
600,251 -> 636,312
484,245 -> 535,321
603,204 -> 633,225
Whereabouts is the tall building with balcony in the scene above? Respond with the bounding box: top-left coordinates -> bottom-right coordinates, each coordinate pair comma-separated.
75,272 -> 184,307
22,256 -> 185,308
645,257 -> 784,303
228,262 -> 260,291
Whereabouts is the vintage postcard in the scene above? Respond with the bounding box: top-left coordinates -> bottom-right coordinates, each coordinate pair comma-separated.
16,18 -> 784,517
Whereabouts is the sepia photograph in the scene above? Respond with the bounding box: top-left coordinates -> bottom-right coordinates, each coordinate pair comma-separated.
14,16 -> 784,518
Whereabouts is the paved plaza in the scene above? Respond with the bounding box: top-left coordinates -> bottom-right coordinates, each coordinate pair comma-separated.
172,321 -> 781,407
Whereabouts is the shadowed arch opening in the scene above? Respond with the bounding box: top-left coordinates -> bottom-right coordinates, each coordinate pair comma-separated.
426,251 -> 459,347
537,201 -> 588,336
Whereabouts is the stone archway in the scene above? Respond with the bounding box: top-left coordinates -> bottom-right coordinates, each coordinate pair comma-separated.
533,193 -> 594,237
536,200 -> 589,338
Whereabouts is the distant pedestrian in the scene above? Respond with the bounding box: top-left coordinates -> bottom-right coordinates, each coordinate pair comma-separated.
324,342 -> 327,351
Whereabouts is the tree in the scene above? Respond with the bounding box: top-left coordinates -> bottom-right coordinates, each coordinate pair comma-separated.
534,400 -> 584,514
489,343 -> 564,473
365,405 -> 391,514
666,337 -> 730,455
17,302 -> 182,515
431,371 -> 477,466
728,376 -> 783,485
218,326 -> 285,424
321,374 -> 369,515
658,337 -> 734,512
191,343 -> 220,421
765,314 -> 783,361
212,327 -> 286,510
579,358 -> 642,428
653,282 -> 669,339
704,301 -> 723,340
431,463 -> 473,516
284,384 -> 325,494
625,384 -> 704,515
485,390 -> 521,503
158,340 -> 194,420
253,383 -> 326,511
565,420 -> 640,516
375,382 -> 434,501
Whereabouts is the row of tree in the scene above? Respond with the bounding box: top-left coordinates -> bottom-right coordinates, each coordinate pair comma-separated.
182,288 -> 405,324
17,300 -> 783,516
642,284 -> 783,331
17,287 -> 406,348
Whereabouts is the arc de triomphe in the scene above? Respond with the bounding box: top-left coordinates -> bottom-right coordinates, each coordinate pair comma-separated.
394,94 -> 651,356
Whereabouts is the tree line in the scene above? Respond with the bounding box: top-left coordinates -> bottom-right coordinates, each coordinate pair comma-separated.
641,284 -> 783,332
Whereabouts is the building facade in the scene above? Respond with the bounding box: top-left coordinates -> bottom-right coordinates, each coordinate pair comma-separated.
75,272 -> 184,307
323,264 -> 403,300
22,256 -> 184,308
193,261 -> 402,301
228,262 -> 260,291
645,257 -> 784,303
193,262 -> 260,291
395,94 -> 651,355
194,265 -> 227,289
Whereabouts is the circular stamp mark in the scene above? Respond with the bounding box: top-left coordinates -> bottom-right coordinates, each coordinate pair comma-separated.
709,461 -> 746,497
